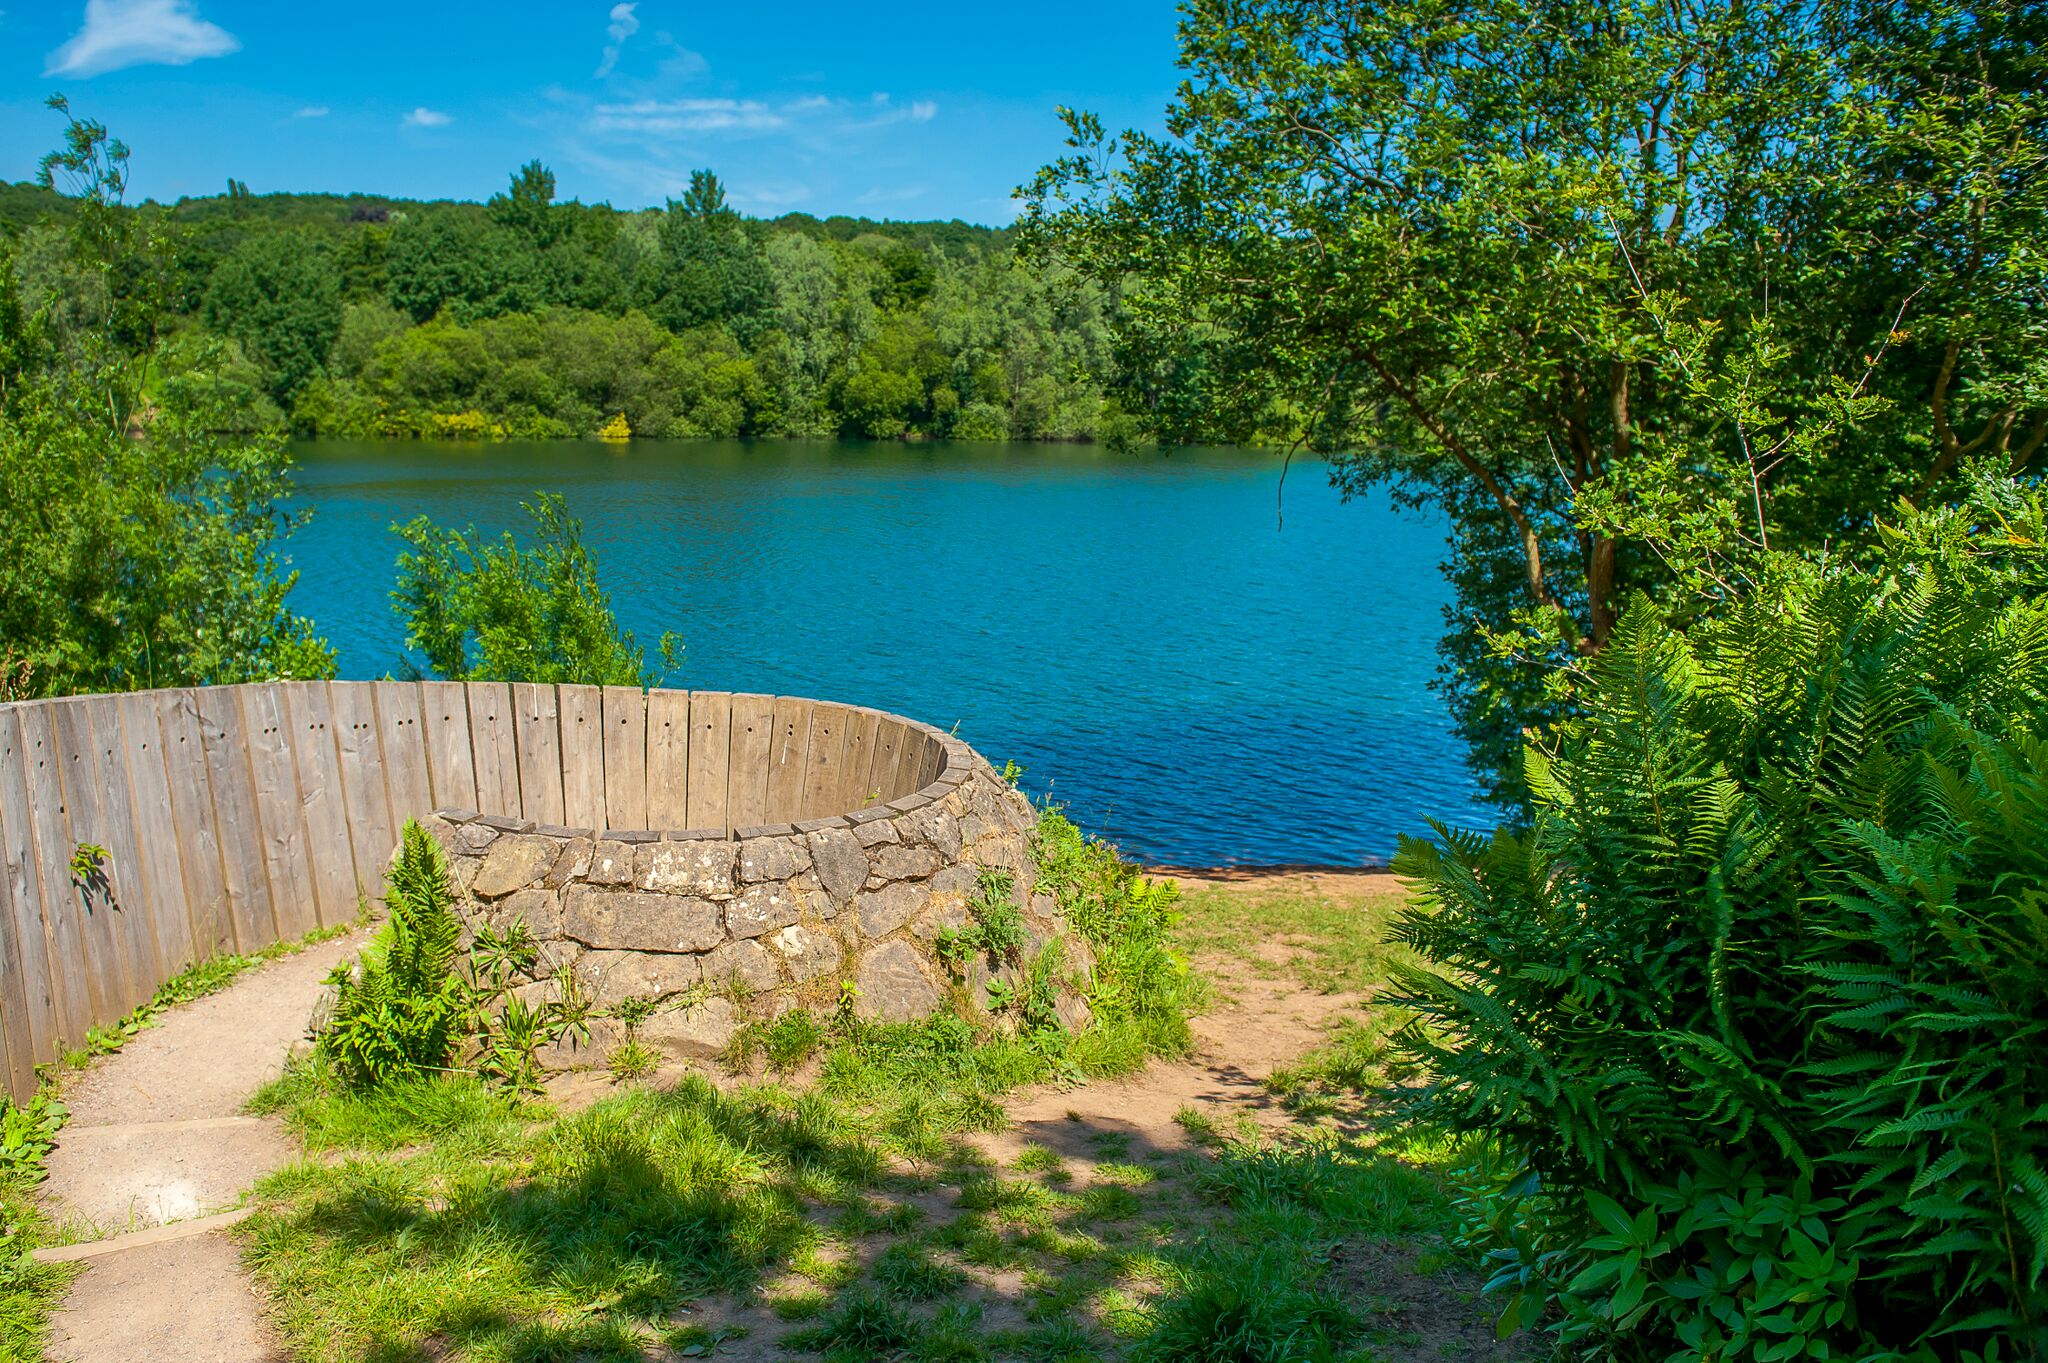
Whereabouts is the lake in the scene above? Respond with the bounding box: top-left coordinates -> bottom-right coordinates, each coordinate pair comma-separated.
284,439 -> 1491,867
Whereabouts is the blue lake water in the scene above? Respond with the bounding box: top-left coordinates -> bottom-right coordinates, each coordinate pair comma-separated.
284,439 -> 1490,867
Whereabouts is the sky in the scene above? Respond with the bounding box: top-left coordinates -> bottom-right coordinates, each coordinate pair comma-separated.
2,1 -> 1185,224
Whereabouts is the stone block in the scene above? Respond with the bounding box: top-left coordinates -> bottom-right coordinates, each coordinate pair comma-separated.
704,938 -> 780,991
726,881 -> 799,939
806,828 -> 867,906
494,887 -> 563,939
452,822 -> 499,856
738,836 -> 810,883
588,840 -> 636,886
573,950 -> 705,1006
734,823 -> 797,840
871,844 -> 943,883
546,837 -> 594,887
664,827 -> 725,841
537,1017 -> 623,1071
472,834 -> 558,899
794,816 -> 848,833
637,840 -> 737,898
855,881 -> 925,940
852,819 -> 899,849
910,899 -> 972,942
604,828 -> 664,845
562,885 -> 724,953
855,940 -> 941,1022
476,813 -> 535,834
770,924 -> 843,982
643,997 -> 737,1058
534,823 -> 594,840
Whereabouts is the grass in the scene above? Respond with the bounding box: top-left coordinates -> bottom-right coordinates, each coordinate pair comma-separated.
1172,878 -> 1412,996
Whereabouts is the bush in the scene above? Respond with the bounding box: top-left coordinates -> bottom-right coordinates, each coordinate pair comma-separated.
1393,475 -> 2048,1361
319,820 -> 464,1088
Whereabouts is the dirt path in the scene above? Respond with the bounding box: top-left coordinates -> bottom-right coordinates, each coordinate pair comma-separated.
36,931 -> 360,1363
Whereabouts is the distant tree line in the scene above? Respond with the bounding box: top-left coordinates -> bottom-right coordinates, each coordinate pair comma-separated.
1,159 -> 1125,442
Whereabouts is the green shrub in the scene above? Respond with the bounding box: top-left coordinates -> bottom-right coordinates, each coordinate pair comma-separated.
1394,476 -> 2048,1361
319,820 -> 464,1088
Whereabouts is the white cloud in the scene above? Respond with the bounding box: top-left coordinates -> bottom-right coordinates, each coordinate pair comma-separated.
293,105 -> 329,119
403,107 -> 451,127
591,98 -> 784,135
46,0 -> 238,78
596,1 -> 639,78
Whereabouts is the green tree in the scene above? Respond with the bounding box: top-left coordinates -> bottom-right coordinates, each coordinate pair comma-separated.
1023,0 -> 2047,800
391,492 -> 680,686
201,230 -> 343,405
649,170 -> 773,340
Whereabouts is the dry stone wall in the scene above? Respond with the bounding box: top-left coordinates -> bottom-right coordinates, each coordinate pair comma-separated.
427,740 -> 1093,1067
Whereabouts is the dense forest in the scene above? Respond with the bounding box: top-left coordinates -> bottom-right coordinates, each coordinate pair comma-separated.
0,164 -> 1121,442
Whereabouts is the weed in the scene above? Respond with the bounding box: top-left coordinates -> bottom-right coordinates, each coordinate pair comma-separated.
872,1241 -> 966,1300
605,1039 -> 659,1082
1012,1143 -> 1063,1175
784,1289 -> 921,1355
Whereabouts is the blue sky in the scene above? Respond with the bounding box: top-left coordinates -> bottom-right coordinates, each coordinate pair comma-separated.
2,1 -> 1183,223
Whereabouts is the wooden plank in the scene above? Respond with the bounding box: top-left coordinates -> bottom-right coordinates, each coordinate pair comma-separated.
195,686 -> 277,952
510,683 -> 564,826
465,682 -> 521,817
76,696 -> 164,1014
645,690 -> 691,829
557,685 -> 606,830
329,682 -> 395,900
841,709 -> 881,812
725,694 -> 775,831
279,682 -> 359,929
159,691 -> 234,956
115,692 -> 194,980
373,682 -> 433,826
238,685 -> 318,941
869,721 -> 907,803
0,826 -> 31,1100
601,686 -> 648,830
685,693 -> 732,833
8,704 -> 90,1053
51,698 -> 144,1018
765,697 -> 813,824
0,707 -> 56,1098
420,681 -> 477,813
799,705 -> 850,821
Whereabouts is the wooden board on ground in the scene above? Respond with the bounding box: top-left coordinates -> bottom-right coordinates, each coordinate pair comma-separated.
601,687 -> 647,830
510,683 -> 564,826
645,690 -> 691,829
685,693 -> 733,833
557,686 -> 606,830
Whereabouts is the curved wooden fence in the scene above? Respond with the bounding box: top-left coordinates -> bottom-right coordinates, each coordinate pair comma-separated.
0,682 -> 950,1101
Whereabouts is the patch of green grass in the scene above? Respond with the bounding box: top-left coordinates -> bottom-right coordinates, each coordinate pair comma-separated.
1012,1142 -> 1064,1174
1093,1161 -> 1157,1188
1173,882 -> 1412,995
783,1289 -> 921,1356
871,1240 -> 966,1300
1172,1105 -> 1222,1145
605,1038 -> 660,1082
1264,1013 -> 1419,1117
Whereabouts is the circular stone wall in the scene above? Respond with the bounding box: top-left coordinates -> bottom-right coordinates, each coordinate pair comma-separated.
420,696 -> 1092,1068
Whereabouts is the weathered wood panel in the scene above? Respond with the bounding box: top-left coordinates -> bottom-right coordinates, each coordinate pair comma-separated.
25,703 -> 108,1028
870,721 -> 907,804
420,681 -> 477,813
601,686 -> 648,831
195,687 -> 277,952
645,690 -> 691,829
765,697 -> 813,823
510,683 -> 565,826
280,683 -> 359,928
51,700 -> 145,1016
113,693 -> 191,980
374,682 -> 433,826
239,686 -> 318,940
0,708 -> 57,1094
465,682 -> 521,817
842,709 -> 881,812
799,705 -> 849,822
726,694 -> 776,830
159,691 -> 234,956
558,685 -> 606,830
685,693 -> 733,833
77,696 -> 164,1012
329,682 -> 394,898
0,767 -> 34,1097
